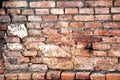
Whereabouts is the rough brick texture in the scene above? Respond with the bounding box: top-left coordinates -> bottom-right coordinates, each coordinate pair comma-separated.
0,0 -> 120,80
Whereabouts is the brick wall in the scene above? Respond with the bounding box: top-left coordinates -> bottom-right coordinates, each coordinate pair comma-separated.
0,0 -> 120,80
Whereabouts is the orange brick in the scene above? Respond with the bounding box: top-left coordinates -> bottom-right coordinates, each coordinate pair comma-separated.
65,8 -> 78,14
42,29 -> 58,35
18,73 -> 31,80
22,51 -> 37,57
109,30 -> 120,36
79,8 -> 94,14
95,15 -> 112,21
42,16 -> 57,21
94,30 -> 109,36
95,8 -> 109,14
5,73 -> 18,80
61,72 -> 75,80
70,22 -> 83,28
106,73 -> 120,80
90,73 -> 105,80
93,43 -> 110,50
76,72 -> 90,80
114,0 -> 120,6
113,14 -> 120,21
85,22 -> 101,28
46,71 -> 61,79
93,51 -> 107,57
104,22 -> 120,28
32,73 -> 45,80
74,15 -> 94,21
28,29 -> 41,36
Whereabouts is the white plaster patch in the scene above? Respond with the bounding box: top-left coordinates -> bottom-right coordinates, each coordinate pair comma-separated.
8,24 -> 28,38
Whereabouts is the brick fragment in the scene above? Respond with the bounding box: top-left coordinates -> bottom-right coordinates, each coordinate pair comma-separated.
46,71 -> 61,79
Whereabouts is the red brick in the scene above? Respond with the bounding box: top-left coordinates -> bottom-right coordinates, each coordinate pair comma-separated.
57,1 -> 83,7
94,30 -> 109,36
74,15 -> 94,21
71,49 -> 90,57
28,16 -> 42,21
3,1 -> 28,7
113,14 -> 120,21
28,29 -> 41,36
22,36 -> 45,42
109,30 -> 120,36
0,9 -> 5,15
76,72 -> 90,80
22,51 -> 37,57
18,73 -> 31,80
93,43 -> 110,50
95,8 -> 109,14
95,15 -> 112,21
85,22 -> 101,28
76,43 -> 88,49
60,28 -> 72,35
51,8 -> 64,14
41,22 -> 54,28
46,71 -> 61,79
114,0 -> 120,6
36,9 -> 49,15
74,37 -> 101,42
104,22 -> 120,28
0,16 -> 11,22
65,8 -> 78,14
73,30 -> 92,36
5,37 -> 20,43
5,73 -> 18,80
42,16 -> 57,21
61,72 -> 75,80
102,37 -> 120,43
93,51 -> 107,57
26,22 -> 40,28
56,21 -> 69,28
106,73 -> 120,80
0,25 -> 7,30
90,73 -> 105,80
79,8 -> 94,14
42,29 -> 57,35
22,9 -> 34,15
7,9 -> 20,14
85,1 -> 112,7
59,15 -> 72,21
111,7 -> 120,13
32,73 -> 45,80
70,22 -> 83,28
30,1 -> 55,8
12,15 -> 27,22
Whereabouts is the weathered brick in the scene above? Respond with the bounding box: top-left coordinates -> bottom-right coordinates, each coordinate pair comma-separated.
74,37 -> 101,43
61,72 -> 75,80
42,16 -> 57,21
85,1 -> 112,7
0,75 -> 4,80
113,14 -> 120,21
0,16 -> 11,22
85,22 -> 101,28
5,51 -> 22,57
0,9 -> 5,15
104,22 -> 120,28
76,43 -> 88,49
114,0 -> 120,6
24,42 -> 39,50
93,43 -> 110,50
5,37 -> 20,43
0,25 -> 7,30
94,30 -> 108,36
71,49 -> 90,57
109,49 -> 120,57
90,73 -> 105,80
46,71 -> 61,80
26,22 -> 40,28
57,1 -> 83,7
93,51 -> 107,57
18,73 -> 31,80
106,73 -> 120,80
12,15 -> 27,22
60,28 -> 72,35
36,9 -> 49,15
73,30 -> 92,36
102,37 -> 120,43
22,9 -> 34,15
79,8 -> 94,14
3,1 -> 28,7
32,73 -> 45,80
41,22 -> 54,28
18,57 -> 30,63
0,67 -> 3,74
22,51 -> 37,57
95,8 -> 109,14
111,7 -> 120,13
95,15 -> 112,21
30,1 -> 55,8
94,58 -> 118,71
31,57 -> 43,63
76,72 -> 90,80
111,44 -> 120,49
70,22 -> 83,28
65,8 -> 78,14
7,9 -> 20,14
42,29 -> 57,35
56,21 -> 69,28
7,43 -> 23,51
29,64 -> 48,72
51,8 -> 64,14
23,36 -> 45,42
109,30 -> 120,36
59,15 -> 72,21
28,29 -> 41,36
74,15 -> 94,21
5,73 -> 17,80
28,16 -> 42,21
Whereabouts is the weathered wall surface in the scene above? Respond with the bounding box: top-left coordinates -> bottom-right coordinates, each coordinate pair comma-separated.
0,0 -> 120,80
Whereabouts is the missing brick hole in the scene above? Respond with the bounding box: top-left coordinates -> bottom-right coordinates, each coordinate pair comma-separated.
86,43 -> 93,51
